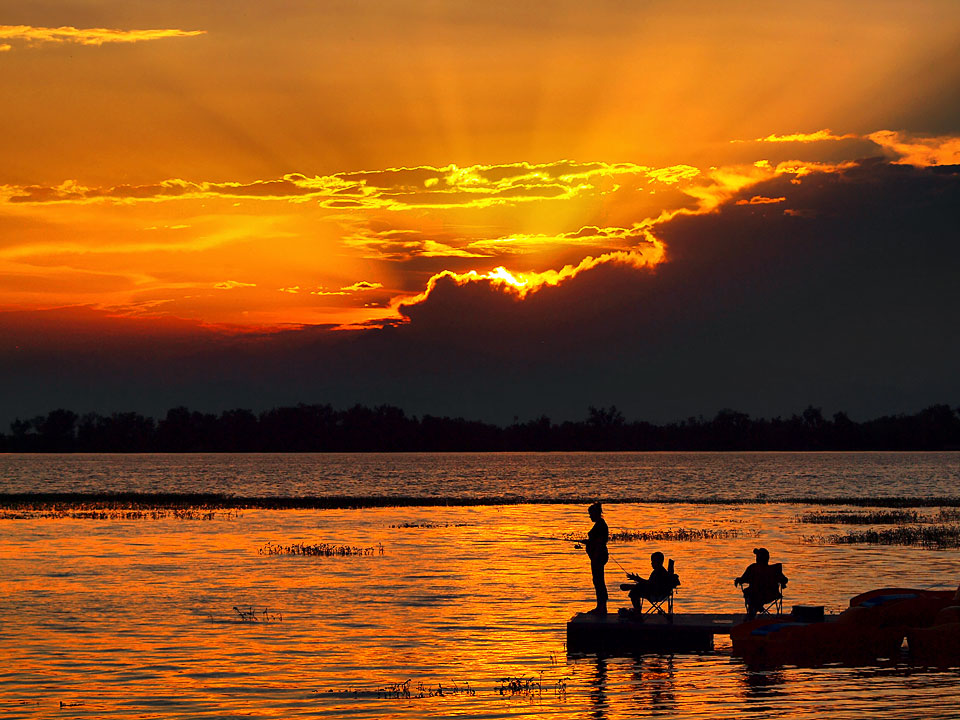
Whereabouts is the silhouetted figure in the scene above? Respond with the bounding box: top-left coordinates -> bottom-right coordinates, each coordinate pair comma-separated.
620,551 -> 680,614
585,502 -> 609,615
735,547 -> 788,619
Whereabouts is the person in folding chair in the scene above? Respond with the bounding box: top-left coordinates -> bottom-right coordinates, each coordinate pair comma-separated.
620,551 -> 681,618
734,547 -> 788,619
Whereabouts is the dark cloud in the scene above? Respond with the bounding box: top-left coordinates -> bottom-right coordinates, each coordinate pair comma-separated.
2,160 -> 958,425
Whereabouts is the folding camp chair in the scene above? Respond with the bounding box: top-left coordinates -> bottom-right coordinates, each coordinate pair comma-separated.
624,558 -> 681,617
643,588 -> 675,616
743,563 -> 786,615
754,590 -> 784,615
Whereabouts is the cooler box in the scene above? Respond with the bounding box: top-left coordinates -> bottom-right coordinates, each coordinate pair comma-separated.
792,605 -> 825,623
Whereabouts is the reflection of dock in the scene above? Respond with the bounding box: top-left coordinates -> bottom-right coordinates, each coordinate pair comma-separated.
567,612 -> 832,653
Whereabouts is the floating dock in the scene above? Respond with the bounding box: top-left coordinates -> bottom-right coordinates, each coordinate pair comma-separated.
568,612 -> 749,653
567,612 -> 837,653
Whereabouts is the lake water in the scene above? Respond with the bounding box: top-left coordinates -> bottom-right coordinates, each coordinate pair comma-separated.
1,452 -> 959,719
2,451 -> 959,499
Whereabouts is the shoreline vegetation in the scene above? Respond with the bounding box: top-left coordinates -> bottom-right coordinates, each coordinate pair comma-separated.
556,528 -> 757,543
2,403 -> 960,453
805,525 -> 960,549
797,509 -> 960,525
3,492 -> 960,511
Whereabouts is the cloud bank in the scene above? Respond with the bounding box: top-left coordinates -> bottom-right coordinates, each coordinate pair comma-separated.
2,158 -> 957,425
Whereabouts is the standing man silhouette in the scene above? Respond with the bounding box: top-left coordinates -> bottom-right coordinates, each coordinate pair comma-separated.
585,502 -> 609,615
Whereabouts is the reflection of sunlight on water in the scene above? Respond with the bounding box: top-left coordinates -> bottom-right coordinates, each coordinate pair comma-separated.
0,474 -> 959,716
2,451 -> 958,498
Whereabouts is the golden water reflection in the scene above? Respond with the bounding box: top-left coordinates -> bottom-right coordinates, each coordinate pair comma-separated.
1,502 -> 958,718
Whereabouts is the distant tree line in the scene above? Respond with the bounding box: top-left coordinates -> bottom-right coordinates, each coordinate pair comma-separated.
2,403 -> 959,452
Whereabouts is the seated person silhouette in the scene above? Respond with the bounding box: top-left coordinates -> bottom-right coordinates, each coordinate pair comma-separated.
735,547 -> 788,619
619,551 -> 680,614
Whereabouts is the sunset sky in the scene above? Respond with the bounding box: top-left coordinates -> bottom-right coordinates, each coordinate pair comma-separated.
2,1 -> 959,424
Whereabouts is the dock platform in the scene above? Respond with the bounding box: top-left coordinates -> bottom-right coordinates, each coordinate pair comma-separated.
568,612 -> 781,653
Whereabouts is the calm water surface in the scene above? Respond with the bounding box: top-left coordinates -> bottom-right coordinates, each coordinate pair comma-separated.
1,453 -> 959,719
1,451 -> 958,498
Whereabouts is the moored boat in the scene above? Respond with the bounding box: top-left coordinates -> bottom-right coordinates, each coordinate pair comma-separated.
906,592 -> 960,667
731,587 -> 956,666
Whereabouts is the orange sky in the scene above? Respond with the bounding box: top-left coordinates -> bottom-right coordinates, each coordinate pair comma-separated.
2,1 -> 960,330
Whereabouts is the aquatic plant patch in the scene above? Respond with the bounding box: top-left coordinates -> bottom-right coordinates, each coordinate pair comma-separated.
258,541 -> 384,557
497,673 -> 550,697
557,527 -> 757,544
797,510 -> 923,524
797,509 -> 960,525
0,507 -> 241,520
805,524 -> 960,548
233,605 -> 282,622
317,680 -> 479,699
389,521 -> 471,528
385,681 -> 475,698
5,491 -> 960,510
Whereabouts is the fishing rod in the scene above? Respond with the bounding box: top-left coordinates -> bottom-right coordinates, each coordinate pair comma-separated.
573,533 -> 636,578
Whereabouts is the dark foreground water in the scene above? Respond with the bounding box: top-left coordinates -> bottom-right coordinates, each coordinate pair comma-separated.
1,453 -> 958,719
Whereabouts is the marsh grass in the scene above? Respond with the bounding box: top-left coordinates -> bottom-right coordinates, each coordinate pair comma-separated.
258,541 -> 384,557
320,674 -> 566,701
5,491 -> 960,511
797,510 -> 923,525
804,524 -> 960,548
233,605 -> 282,622
498,673 -> 543,697
0,507 -> 241,521
321,680 -> 476,700
389,521 -> 470,529
797,508 -> 960,525
558,527 -> 756,544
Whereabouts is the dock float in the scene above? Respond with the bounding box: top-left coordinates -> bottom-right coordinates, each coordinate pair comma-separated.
568,612 -> 787,653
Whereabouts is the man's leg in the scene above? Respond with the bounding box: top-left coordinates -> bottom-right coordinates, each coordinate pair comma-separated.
591,558 -> 608,614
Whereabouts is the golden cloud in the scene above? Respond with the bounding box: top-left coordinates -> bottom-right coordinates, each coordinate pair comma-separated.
0,25 -> 206,47
465,225 -> 650,256
213,280 -> 256,290
736,195 -> 786,205
2,161 -> 702,213
736,129 -> 858,144
343,228 -> 491,261
371,158 -> 872,328
868,131 -> 960,167
678,160 -> 858,214
393,245 -> 664,317
341,281 -> 383,292
310,281 -> 385,296
0,146 -> 887,330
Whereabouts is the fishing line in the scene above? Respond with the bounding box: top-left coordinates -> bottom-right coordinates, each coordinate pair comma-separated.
607,549 -> 633,577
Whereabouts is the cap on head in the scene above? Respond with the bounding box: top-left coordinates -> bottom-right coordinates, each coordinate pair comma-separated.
589,502 -> 603,516
753,547 -> 770,561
